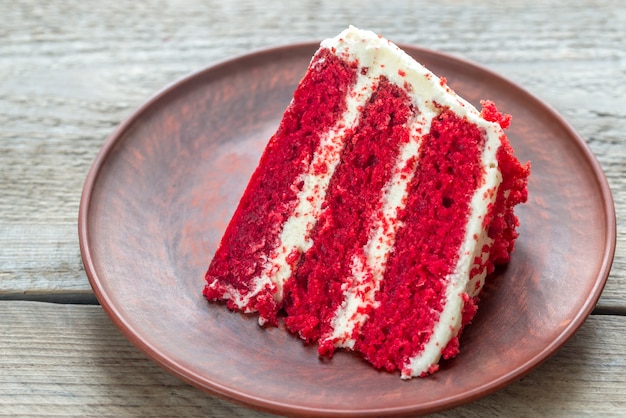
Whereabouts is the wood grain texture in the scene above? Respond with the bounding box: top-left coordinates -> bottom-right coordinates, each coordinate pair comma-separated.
0,302 -> 271,417
1,301 -> 625,417
0,0 -> 625,416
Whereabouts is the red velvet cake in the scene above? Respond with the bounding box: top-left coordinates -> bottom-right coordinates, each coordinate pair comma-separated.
203,26 -> 530,378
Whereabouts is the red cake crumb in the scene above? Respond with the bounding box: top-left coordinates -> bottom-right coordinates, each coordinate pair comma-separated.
480,100 -> 512,129
482,102 -> 530,272
486,141 -> 530,269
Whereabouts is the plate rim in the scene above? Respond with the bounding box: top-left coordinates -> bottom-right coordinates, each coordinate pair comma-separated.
78,40 -> 617,417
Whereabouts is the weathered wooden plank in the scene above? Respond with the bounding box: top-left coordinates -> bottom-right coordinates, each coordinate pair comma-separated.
0,223 -> 95,302
1,301 -> 625,417
0,301 -> 273,417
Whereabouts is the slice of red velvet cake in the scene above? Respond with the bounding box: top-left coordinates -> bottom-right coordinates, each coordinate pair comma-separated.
203,26 -> 530,379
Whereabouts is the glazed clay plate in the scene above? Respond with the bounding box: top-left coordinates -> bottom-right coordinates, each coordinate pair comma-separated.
79,43 -> 615,416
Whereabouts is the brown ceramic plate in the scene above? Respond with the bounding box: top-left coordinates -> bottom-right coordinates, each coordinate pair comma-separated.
79,42 -> 615,416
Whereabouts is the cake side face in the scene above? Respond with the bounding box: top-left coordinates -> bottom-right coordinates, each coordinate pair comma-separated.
202,26 -> 530,378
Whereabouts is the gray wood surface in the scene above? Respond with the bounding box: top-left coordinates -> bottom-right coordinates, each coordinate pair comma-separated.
1,0 -> 625,416
2,302 -> 626,417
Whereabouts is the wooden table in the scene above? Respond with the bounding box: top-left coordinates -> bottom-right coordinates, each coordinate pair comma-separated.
2,0 -> 625,416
